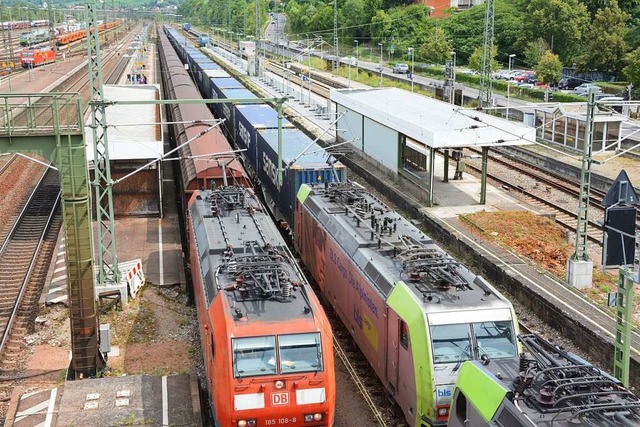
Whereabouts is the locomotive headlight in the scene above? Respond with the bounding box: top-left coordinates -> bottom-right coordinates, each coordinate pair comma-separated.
237,421 -> 247,427
275,380 -> 285,389
313,413 -> 323,421
237,420 -> 256,427
304,414 -> 313,422
437,406 -> 449,416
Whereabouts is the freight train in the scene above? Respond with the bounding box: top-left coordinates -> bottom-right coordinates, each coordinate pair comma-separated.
55,20 -> 120,46
20,47 -> 55,68
163,26 -> 347,230
163,24 -> 524,427
448,333 -> 640,426
157,28 -> 337,427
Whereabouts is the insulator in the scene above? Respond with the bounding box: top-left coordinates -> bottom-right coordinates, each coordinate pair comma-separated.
282,281 -> 291,298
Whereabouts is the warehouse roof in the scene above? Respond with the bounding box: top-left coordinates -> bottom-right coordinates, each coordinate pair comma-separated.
331,87 -> 535,148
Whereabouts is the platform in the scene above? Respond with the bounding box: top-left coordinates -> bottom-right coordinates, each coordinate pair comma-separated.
5,374 -> 201,427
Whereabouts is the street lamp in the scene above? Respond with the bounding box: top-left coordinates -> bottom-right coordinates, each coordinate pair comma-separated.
354,40 -> 359,75
378,42 -> 383,87
507,53 -> 516,120
408,47 -> 414,92
451,51 -> 456,104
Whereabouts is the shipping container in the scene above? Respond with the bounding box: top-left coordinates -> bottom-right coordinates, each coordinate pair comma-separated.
255,127 -> 346,225
217,88 -> 258,131
183,23 -> 191,31
210,77 -> 244,101
198,35 -> 209,47
234,104 -> 295,176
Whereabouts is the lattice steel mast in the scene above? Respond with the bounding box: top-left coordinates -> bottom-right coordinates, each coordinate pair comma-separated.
478,0 -> 495,108
87,2 -> 120,285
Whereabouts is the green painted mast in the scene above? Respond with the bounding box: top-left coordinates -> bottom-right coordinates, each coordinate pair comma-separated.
87,1 -> 120,286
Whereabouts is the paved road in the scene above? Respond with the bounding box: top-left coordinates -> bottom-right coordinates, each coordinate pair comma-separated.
265,13 -> 287,45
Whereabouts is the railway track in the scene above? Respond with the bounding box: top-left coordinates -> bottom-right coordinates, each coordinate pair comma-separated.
6,26 -> 139,130
0,168 -> 60,363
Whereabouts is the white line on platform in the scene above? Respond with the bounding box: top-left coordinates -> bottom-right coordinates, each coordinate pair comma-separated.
48,286 -> 66,294
56,258 -> 65,264
53,267 -> 65,274
159,220 -> 164,287
44,387 -> 57,427
162,375 -> 168,426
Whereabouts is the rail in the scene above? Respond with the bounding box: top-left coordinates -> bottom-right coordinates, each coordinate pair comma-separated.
0,168 -> 60,356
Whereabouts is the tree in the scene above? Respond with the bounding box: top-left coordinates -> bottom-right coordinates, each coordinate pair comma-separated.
525,0 -> 590,62
467,45 -> 498,72
623,48 -> 640,87
523,38 -> 551,68
370,9 -> 392,44
575,0 -> 629,76
418,27 -> 453,64
534,50 -> 563,85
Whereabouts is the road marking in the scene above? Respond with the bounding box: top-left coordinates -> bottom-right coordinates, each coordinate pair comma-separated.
15,400 -> 49,422
44,388 -> 57,427
162,375 -> 168,426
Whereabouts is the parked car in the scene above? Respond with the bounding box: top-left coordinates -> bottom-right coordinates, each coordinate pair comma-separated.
514,71 -> 536,83
557,77 -> 584,90
392,63 -> 409,73
492,69 -> 510,80
508,69 -> 526,80
574,83 -> 602,95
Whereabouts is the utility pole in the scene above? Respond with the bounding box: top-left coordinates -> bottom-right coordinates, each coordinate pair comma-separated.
254,0 -> 260,77
87,2 -> 119,287
332,0 -> 338,70
478,0 -> 495,108
566,90 -> 596,289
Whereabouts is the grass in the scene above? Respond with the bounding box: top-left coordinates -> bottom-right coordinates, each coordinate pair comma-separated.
101,297 -> 158,346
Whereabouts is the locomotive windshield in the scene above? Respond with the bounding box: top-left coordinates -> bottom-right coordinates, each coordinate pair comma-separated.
232,336 -> 277,378
431,321 -> 516,364
232,333 -> 324,378
278,333 -> 323,374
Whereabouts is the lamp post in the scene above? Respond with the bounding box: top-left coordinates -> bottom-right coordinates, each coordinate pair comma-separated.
451,51 -> 456,104
507,53 -> 516,120
408,47 -> 414,92
348,56 -> 352,88
378,42 -> 383,87
354,40 -> 359,75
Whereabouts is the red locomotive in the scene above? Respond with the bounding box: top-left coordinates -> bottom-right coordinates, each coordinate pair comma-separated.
158,28 -> 336,426
188,186 -> 335,427
20,47 -> 55,68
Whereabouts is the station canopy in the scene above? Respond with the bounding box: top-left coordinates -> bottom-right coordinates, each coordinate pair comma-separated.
331,87 -> 536,149
85,85 -> 163,162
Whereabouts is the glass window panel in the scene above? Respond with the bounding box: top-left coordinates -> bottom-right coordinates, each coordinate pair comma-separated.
473,321 -> 517,359
278,333 -> 323,374
431,324 -> 472,364
232,336 -> 277,378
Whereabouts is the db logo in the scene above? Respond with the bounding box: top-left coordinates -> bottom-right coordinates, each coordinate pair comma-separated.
272,392 -> 290,406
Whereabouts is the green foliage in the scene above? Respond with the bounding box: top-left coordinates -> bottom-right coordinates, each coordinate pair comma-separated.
467,45 -> 498,72
534,50 -> 563,85
524,39 -> 551,68
524,0 -> 590,61
575,0 -> 629,76
623,48 -> 640,87
370,9 -> 392,44
417,28 -> 452,64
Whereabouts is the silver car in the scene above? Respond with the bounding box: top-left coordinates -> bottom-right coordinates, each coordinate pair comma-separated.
392,63 -> 409,73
